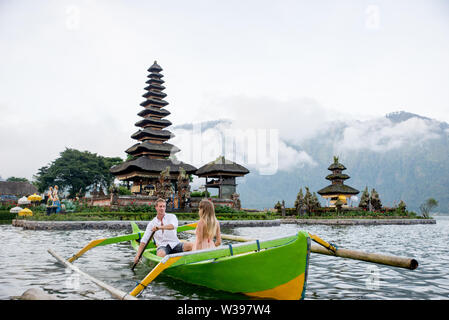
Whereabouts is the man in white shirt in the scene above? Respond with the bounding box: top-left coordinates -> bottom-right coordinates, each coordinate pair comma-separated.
133,198 -> 193,263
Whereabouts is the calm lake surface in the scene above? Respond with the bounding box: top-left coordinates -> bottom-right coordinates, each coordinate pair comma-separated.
1,216 -> 448,300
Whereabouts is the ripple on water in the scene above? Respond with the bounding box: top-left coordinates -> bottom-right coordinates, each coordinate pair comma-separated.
1,217 -> 449,300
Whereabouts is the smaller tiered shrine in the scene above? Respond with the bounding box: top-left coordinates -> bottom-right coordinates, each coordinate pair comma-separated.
317,156 -> 359,207
195,156 -> 249,209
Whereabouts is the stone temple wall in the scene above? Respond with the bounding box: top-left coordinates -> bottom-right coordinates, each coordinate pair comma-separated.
89,195 -> 236,209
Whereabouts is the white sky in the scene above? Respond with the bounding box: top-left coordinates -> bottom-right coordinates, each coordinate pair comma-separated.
1,0 -> 448,180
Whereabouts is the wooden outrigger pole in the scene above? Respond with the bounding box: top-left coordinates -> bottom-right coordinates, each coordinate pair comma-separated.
192,231 -> 419,270
48,249 -> 138,300
309,243 -> 418,270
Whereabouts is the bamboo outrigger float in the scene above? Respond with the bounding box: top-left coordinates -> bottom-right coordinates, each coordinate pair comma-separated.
51,221 -> 418,300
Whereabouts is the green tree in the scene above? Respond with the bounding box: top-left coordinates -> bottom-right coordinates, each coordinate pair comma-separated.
304,187 -> 314,214
419,198 -> 438,218
33,148 -> 123,198
126,154 -> 135,161
370,188 -> 382,210
294,188 -> 304,214
312,192 -> 321,209
359,186 -> 370,209
118,185 -> 132,195
6,177 -> 29,182
274,201 -> 282,213
397,200 -> 407,213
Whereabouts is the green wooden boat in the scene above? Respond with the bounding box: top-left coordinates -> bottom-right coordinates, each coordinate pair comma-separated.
129,222 -> 311,300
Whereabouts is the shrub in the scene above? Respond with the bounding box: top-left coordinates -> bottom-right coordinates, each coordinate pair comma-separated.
118,186 -> 132,196
190,191 -> 210,198
214,205 -> 240,214
284,208 -> 297,216
0,210 -> 16,221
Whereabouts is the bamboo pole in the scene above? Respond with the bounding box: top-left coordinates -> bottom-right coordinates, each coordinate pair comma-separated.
184,231 -> 419,270
48,249 -> 138,300
310,244 -> 418,270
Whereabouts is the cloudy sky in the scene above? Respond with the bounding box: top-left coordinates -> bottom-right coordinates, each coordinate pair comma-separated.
1,0 -> 448,181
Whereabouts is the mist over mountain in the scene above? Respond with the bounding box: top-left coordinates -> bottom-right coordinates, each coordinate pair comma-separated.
173,111 -> 449,213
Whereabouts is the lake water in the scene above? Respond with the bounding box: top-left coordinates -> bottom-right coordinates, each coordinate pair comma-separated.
1,217 -> 448,300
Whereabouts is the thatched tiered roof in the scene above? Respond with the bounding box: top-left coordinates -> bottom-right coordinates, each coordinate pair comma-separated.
125,142 -> 180,156
110,61 -> 196,180
0,181 -> 38,197
196,156 -> 250,177
110,157 -> 197,179
317,156 -> 359,196
316,184 -> 359,196
131,128 -> 174,141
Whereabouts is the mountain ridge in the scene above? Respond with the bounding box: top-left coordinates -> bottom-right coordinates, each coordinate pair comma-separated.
238,111 -> 449,212
174,111 -> 449,213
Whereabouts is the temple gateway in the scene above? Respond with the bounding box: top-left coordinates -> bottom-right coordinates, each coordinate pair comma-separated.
104,61 -> 249,211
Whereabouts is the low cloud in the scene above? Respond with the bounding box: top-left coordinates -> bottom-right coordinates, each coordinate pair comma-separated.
171,119 -> 317,175
335,116 -> 442,153
199,95 -> 339,145
0,108 -> 130,180
278,142 -> 317,170
2,85 -> 446,182
170,97 -> 447,175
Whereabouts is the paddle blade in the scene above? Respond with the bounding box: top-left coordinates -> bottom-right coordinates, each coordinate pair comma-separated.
177,222 -> 197,232
68,238 -> 107,263
308,233 -> 337,253
131,231 -> 156,271
129,256 -> 181,297
68,233 -> 143,263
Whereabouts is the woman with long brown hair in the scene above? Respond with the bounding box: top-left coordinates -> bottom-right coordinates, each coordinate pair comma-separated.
193,199 -> 222,250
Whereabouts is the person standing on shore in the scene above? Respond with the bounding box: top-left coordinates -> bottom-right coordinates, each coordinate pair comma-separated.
53,185 -> 61,213
46,187 -> 54,215
133,198 -> 193,263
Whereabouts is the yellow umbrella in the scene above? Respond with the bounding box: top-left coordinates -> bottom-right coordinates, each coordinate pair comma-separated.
28,193 -> 42,202
18,208 -> 33,216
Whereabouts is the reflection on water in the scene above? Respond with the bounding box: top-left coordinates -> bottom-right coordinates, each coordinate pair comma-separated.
1,217 -> 448,300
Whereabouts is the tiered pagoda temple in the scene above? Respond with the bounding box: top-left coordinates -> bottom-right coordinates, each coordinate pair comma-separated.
196,156 -> 249,201
317,156 -> 359,207
110,61 -> 197,204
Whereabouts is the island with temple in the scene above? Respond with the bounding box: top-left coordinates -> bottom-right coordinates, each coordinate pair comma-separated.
8,61 -> 435,226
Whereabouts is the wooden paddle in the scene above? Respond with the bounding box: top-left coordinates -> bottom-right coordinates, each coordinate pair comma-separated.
131,230 -> 155,271
130,222 -> 198,270
67,222 -> 198,263
130,255 -> 181,297
68,233 -> 144,263
48,249 -> 138,300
